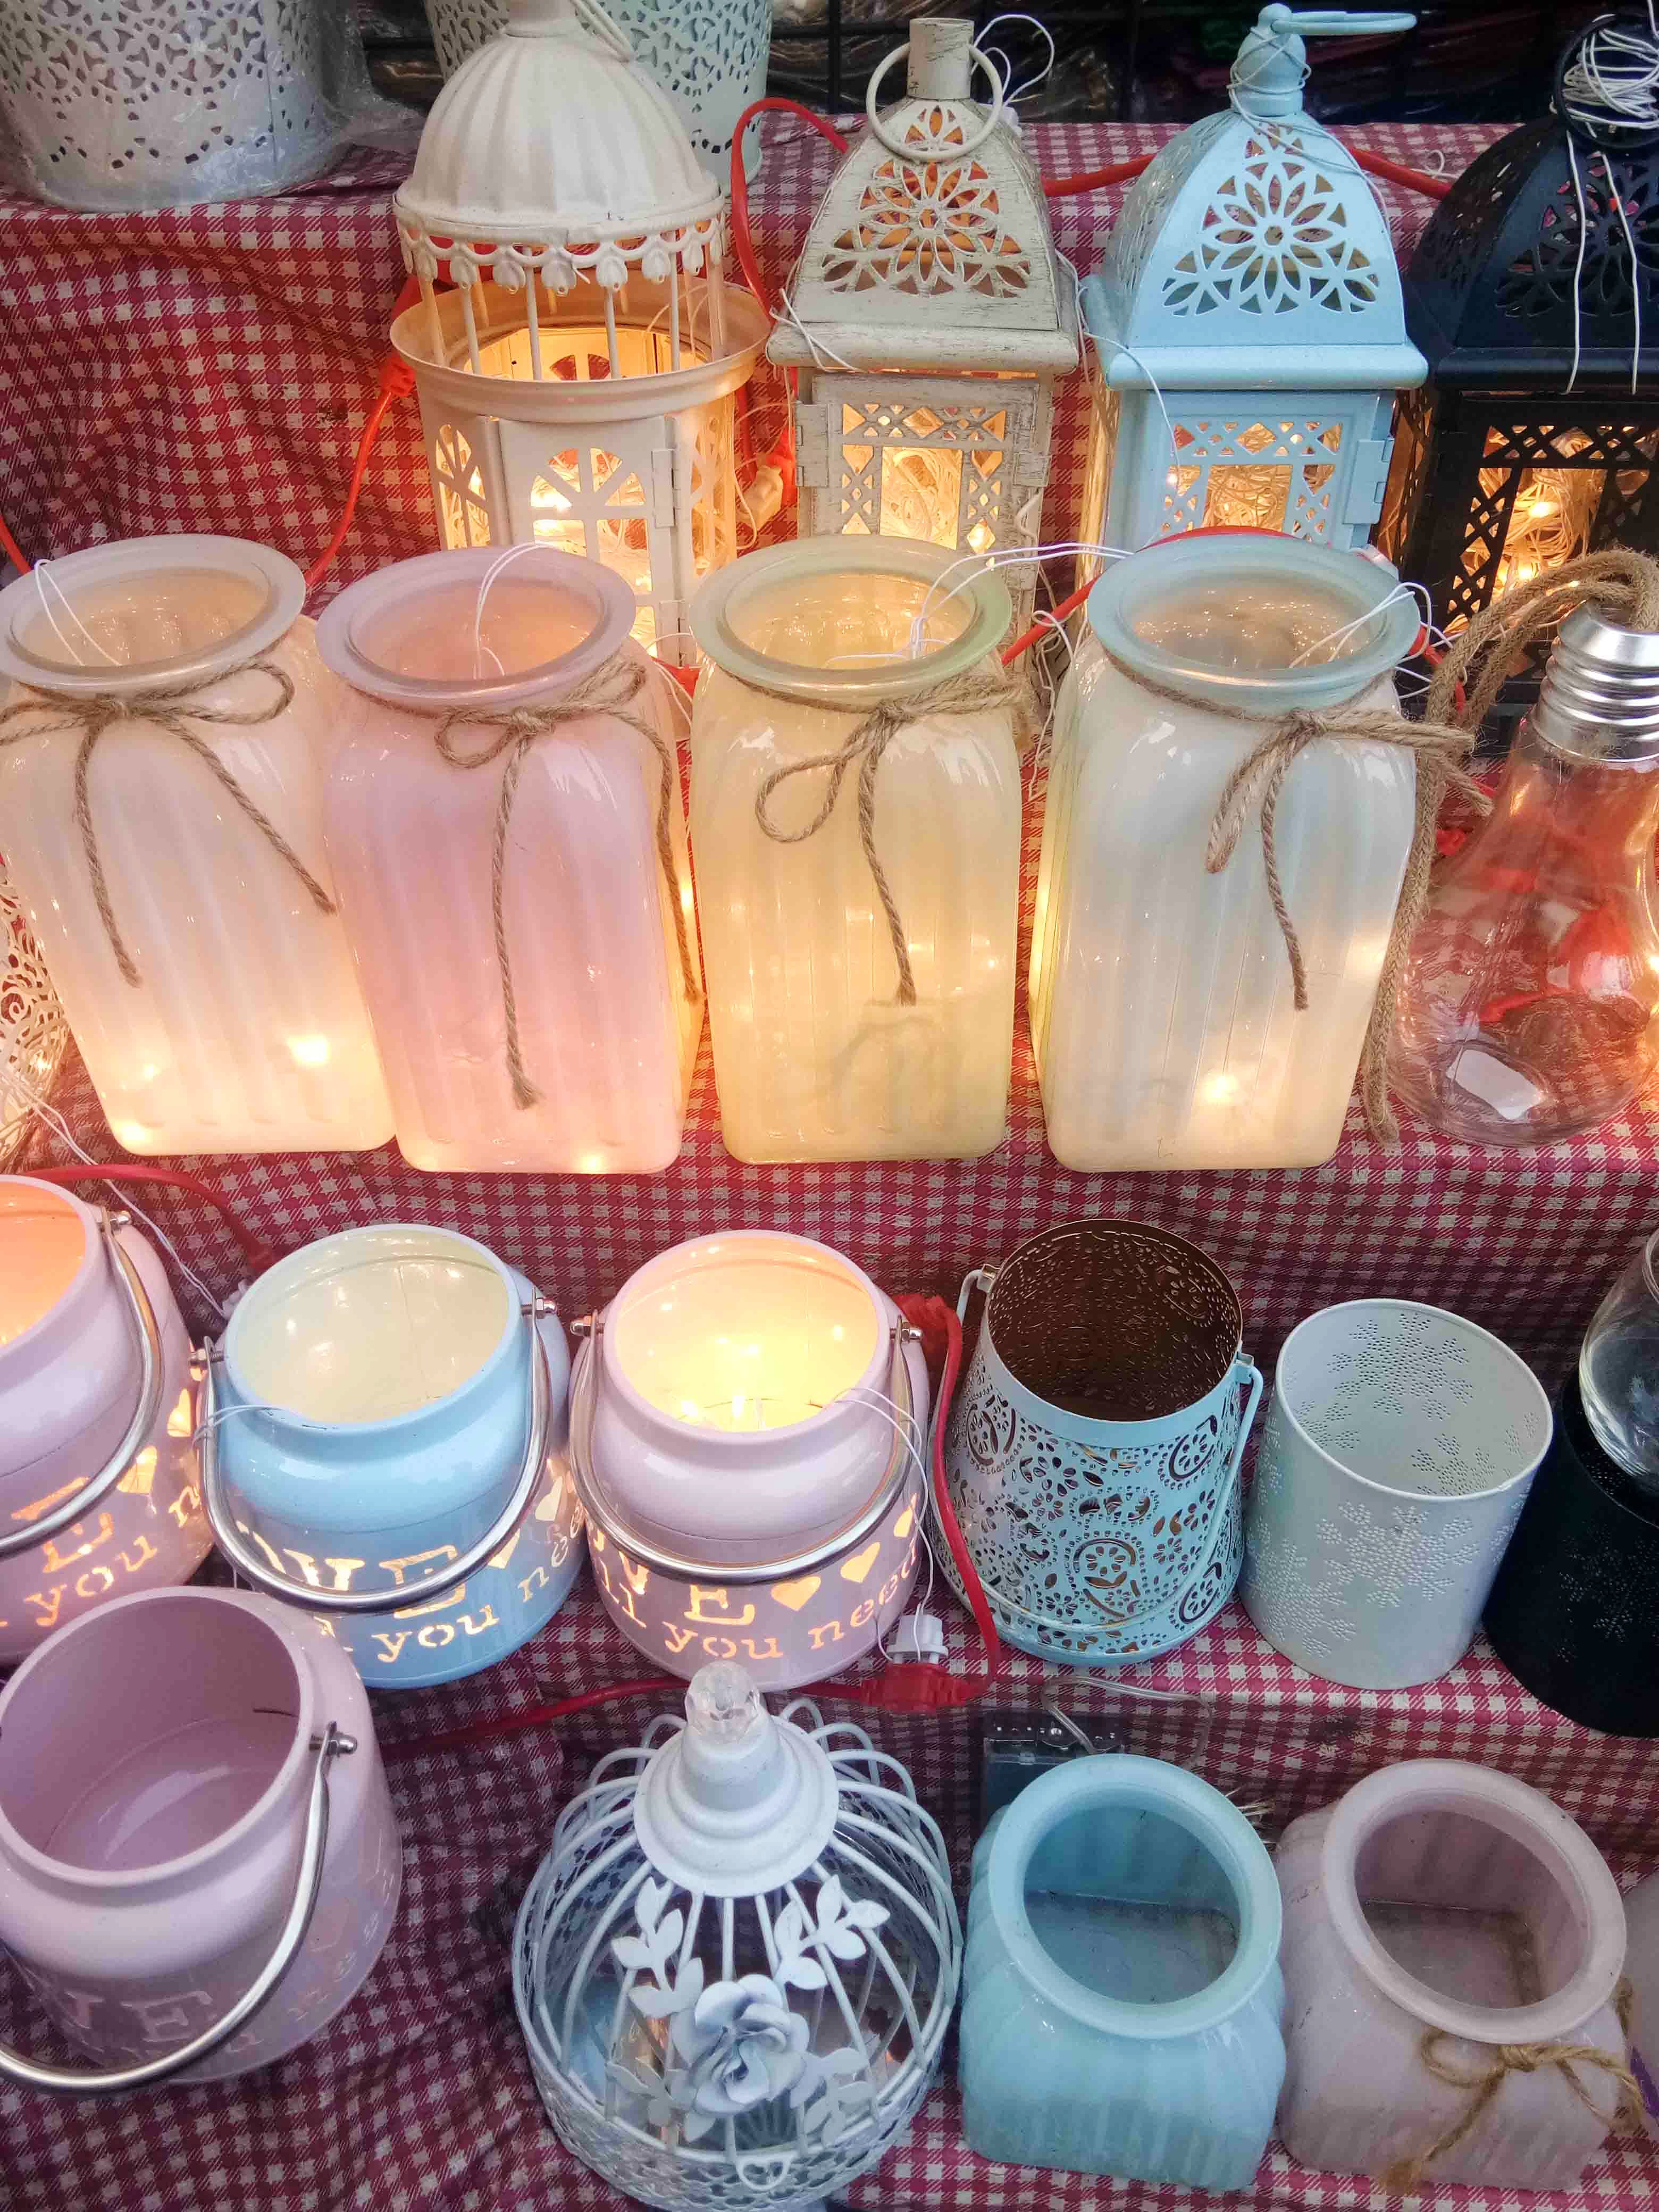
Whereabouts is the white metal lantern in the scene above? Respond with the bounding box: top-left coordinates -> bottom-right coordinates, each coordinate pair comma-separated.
1,875 -> 65,1171
392,0 -> 768,660
513,1661 -> 960,2210
768,18 -> 1079,638
1078,5 -> 1425,562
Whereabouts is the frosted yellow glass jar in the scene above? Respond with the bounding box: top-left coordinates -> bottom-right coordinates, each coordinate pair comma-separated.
688,541 -> 1018,1163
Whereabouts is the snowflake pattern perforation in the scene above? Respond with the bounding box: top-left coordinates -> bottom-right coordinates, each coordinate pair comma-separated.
821,150 -> 1034,300
1161,137 -> 1378,319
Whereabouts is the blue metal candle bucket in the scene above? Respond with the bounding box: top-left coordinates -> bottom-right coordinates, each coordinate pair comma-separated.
200,1225 -> 581,1688
940,1220 -> 1261,1663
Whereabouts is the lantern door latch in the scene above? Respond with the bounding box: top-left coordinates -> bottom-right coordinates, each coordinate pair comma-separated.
1343,438 -> 1393,527
794,401 -> 833,490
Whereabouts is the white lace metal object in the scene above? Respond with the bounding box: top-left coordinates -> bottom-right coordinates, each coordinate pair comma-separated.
0,1 -> 361,210
1242,1298 -> 1554,1690
513,1663 -> 959,2210
0,875 -> 66,1171
422,0 -> 770,176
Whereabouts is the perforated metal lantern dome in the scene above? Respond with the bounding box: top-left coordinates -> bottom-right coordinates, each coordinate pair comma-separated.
768,18 -> 1079,639
391,0 -> 768,660
1375,20 -> 1659,728
1078,6 -> 1424,566
513,1662 -> 960,2210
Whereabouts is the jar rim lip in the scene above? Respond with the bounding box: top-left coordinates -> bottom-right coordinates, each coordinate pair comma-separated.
984,1754 -> 1283,2038
315,546 -> 635,710
0,1589 -> 313,1892
0,535 -> 305,698
1319,1759 -> 1626,2044
687,538 -> 1012,705
1272,1297 -> 1554,1505
223,1221 -> 521,1434
1085,537 -> 1418,711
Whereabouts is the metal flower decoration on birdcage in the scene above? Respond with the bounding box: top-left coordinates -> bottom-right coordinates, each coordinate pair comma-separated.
0,871 -> 66,1170
513,1661 -> 960,2209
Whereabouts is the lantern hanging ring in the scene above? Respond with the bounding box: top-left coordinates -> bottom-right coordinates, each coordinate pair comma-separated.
864,37 -> 1007,159
0,1722 -> 356,2097
197,1301 -> 556,1612
0,1209 -> 163,1561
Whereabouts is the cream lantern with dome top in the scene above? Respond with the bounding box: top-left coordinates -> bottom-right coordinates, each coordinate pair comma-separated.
390,0 -> 767,660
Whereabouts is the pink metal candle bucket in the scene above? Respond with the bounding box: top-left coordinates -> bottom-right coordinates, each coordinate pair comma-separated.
569,1231 -> 931,1689
0,1176 -> 207,1664
199,1224 -> 582,1690
0,1587 -> 400,2093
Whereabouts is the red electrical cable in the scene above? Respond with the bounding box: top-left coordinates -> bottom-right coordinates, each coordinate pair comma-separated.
1043,154 -> 1154,197
1352,146 -> 1450,201
1002,576 -> 1094,665
730,97 -> 850,317
303,356 -> 417,593
25,1163 -> 281,1274
0,506 -> 32,575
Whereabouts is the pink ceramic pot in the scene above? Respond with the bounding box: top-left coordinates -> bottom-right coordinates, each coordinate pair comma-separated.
0,1177 -> 207,1663
1276,1760 -> 1629,2188
0,1587 -> 401,2090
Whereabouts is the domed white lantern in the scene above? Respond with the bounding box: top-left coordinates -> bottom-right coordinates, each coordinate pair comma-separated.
514,1662 -> 959,2209
1077,5 -> 1426,561
391,0 -> 768,659
768,18 -> 1079,638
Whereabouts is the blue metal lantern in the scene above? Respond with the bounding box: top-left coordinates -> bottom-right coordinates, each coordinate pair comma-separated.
1077,6 -> 1426,560
199,1224 -> 582,1688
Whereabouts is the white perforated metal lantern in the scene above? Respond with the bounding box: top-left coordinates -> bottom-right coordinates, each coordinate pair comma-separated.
1077,5 -> 1425,564
392,0 -> 766,660
768,18 -> 1079,639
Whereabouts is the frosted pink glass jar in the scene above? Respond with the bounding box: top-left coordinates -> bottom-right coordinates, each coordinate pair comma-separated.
316,547 -> 701,1173
0,1587 -> 400,2091
1276,1760 -> 1629,2188
0,1177 -> 207,1664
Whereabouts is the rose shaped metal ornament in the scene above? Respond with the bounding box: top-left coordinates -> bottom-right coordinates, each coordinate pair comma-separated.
513,1661 -> 960,2209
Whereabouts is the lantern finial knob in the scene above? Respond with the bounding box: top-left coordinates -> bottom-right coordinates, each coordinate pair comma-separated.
685,1658 -> 765,1745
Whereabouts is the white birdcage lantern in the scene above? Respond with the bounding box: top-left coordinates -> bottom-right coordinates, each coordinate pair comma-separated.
768,18 -> 1080,638
391,0 -> 768,660
1077,5 -> 1426,564
513,1661 -> 960,2210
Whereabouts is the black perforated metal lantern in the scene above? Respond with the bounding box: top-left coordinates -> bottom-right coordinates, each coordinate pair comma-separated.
1376,108 -> 1659,732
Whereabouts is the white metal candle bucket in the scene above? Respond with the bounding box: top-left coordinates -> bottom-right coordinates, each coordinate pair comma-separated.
1241,1300 -> 1554,1689
940,1221 -> 1262,1664
199,1225 -> 581,1690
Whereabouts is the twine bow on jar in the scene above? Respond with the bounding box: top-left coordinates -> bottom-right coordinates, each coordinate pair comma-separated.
0,660 -> 334,987
1379,1976 -> 1647,2194
431,652 -> 699,1111
752,665 -> 1019,1008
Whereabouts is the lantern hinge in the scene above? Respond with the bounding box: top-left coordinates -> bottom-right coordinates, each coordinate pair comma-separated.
1008,445 -> 1050,488
650,445 -> 679,531
1344,439 -> 1392,527
795,401 -> 833,491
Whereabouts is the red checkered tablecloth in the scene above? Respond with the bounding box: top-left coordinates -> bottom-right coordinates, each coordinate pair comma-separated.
6,119 -> 1659,2212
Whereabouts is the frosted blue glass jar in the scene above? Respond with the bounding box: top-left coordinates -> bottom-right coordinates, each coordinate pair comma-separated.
200,1224 -> 582,1688
960,1753 -> 1285,2188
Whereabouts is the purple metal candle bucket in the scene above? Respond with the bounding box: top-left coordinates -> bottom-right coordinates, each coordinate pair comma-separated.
569,1233 -> 931,1689
0,1587 -> 401,2092
0,1176 -> 208,1664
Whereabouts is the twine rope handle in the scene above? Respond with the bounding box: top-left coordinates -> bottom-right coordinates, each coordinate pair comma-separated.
752,665 -> 1020,1009
0,660 -> 331,988
1380,1976 -> 1645,2194
432,652 -> 698,1113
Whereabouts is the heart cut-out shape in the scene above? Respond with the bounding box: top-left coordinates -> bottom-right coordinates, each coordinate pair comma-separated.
534,1479 -> 566,1522
771,1574 -> 822,1611
894,1505 -> 915,1540
840,1542 -> 882,1585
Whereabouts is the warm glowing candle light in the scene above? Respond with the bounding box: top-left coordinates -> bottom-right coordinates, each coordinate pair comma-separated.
0,1184 -> 84,1347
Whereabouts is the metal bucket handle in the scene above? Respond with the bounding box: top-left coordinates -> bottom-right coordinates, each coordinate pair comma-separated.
949,1265 -> 1264,1639
198,1300 -> 556,1614
0,1722 -> 355,2097
0,1209 -> 165,1562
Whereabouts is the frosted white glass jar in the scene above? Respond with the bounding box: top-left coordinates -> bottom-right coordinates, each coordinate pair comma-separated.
688,540 -> 1018,1163
1030,537 -> 1420,1170
0,539 -> 392,1155
316,548 -> 700,1174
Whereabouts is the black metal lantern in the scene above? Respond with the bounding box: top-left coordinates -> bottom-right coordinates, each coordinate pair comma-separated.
1376,21 -> 1659,728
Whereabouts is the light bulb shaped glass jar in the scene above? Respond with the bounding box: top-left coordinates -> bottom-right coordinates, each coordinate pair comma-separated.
1031,535 -> 1420,1171
1579,1228 -> 1659,1496
316,548 -> 701,1173
1392,606 -> 1659,1143
0,538 -> 392,1154
688,540 -> 1018,1163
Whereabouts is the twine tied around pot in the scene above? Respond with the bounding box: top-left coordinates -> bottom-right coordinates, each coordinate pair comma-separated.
1379,1975 -> 1645,2194
752,664 -> 1020,1008
431,652 -> 699,1112
1103,545 -> 1659,1145
0,660 -> 333,988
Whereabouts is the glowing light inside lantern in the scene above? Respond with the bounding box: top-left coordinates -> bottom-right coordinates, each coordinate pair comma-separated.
0,1184 -> 85,1346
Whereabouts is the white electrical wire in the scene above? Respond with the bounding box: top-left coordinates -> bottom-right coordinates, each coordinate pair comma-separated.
1288,577 -> 1434,666
980,12 -> 1055,104
1557,12 -> 1659,393
31,558 -> 119,667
